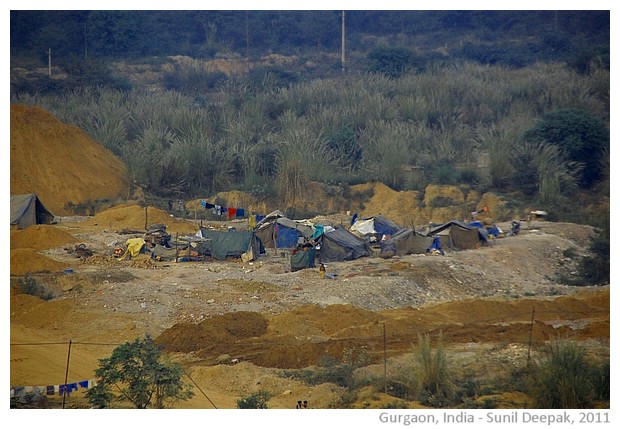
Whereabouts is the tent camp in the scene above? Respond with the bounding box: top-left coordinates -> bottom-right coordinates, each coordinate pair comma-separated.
379,228 -> 433,257
350,215 -> 400,242
254,210 -> 314,249
10,194 -> 55,229
197,228 -> 264,261
319,227 -> 372,263
428,220 -> 489,250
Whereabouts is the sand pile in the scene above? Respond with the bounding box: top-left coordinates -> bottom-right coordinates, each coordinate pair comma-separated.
350,182 -> 421,226
156,311 -> 269,353
10,104 -> 128,215
10,224 -> 78,250
81,204 -> 197,234
11,249 -> 70,275
349,182 -> 522,225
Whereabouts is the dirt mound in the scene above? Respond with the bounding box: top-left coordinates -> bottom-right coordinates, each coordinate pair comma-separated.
348,182 -> 522,225
11,249 -> 69,275
156,311 -> 269,353
10,224 -> 78,250
269,304 -> 382,337
155,289 -> 608,370
80,204 -> 197,234
10,104 -> 128,215
350,182 -> 421,226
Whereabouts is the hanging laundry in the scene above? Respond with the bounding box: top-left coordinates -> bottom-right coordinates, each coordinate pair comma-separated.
255,214 -> 266,223
227,207 -> 237,220
204,202 -> 215,209
236,208 -> 245,218
78,380 -> 89,389
47,385 -> 56,395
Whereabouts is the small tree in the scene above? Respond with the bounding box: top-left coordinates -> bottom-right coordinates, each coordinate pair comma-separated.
86,335 -> 193,409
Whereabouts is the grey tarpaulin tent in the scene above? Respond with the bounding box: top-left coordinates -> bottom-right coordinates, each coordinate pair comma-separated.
319,227 -> 372,263
198,228 -> 265,260
10,194 -> 54,229
379,228 -> 433,256
428,220 -> 489,250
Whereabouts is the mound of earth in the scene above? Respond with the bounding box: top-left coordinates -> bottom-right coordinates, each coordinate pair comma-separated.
78,204 -> 198,234
10,248 -> 70,275
156,311 -> 269,353
153,289 -> 608,370
10,104 -> 128,215
10,224 -> 78,250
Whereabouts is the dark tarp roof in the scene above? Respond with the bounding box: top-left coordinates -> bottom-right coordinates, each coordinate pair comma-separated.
10,194 -> 54,229
319,227 -> 372,263
370,215 -> 400,236
351,215 -> 400,237
380,228 -> 433,256
198,228 -> 264,260
428,220 -> 488,250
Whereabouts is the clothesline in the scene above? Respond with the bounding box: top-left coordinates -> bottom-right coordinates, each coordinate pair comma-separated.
11,379 -> 97,398
200,200 -> 266,223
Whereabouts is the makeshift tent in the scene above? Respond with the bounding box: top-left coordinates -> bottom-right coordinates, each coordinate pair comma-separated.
254,210 -> 314,249
10,194 -> 54,229
428,220 -> 488,250
198,228 -> 264,261
379,229 -> 433,256
350,215 -> 400,241
290,247 -> 317,272
319,227 -> 372,263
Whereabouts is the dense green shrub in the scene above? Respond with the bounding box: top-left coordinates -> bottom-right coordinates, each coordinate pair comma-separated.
523,108 -> 609,188
528,340 -> 598,409
366,46 -> 419,78
575,232 -> 610,285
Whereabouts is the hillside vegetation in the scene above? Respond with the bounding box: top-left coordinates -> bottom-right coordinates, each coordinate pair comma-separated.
14,60 -> 609,224
10,11 -> 609,226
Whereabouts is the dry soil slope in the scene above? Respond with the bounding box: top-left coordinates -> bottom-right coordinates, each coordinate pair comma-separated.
10,104 -> 128,215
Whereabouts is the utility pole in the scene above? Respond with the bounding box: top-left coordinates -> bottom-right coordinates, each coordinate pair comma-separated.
383,322 -> 387,394
84,23 -> 88,60
48,48 -> 52,76
341,11 -> 346,73
245,11 -> 250,60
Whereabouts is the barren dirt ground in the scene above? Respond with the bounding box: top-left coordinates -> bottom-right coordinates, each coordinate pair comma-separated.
9,216 -> 609,409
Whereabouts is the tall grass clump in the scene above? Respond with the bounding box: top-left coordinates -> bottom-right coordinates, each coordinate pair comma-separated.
528,340 -> 600,408
413,333 -> 456,407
